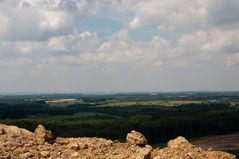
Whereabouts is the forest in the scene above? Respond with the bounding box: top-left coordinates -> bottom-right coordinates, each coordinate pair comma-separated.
0,98 -> 239,144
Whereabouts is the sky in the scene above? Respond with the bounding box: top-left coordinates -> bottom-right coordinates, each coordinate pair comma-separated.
0,0 -> 239,93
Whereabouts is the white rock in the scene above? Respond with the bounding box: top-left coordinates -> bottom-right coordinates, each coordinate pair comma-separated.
126,130 -> 148,146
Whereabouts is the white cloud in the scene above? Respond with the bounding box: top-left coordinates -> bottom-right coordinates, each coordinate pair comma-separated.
128,0 -> 208,32
225,53 -> 239,67
127,0 -> 239,36
17,41 -> 44,56
0,41 -> 45,57
37,29 -> 180,67
47,31 -> 99,53
0,0 -> 239,92
19,0 -> 62,9
38,11 -> 72,32
0,0 -> 73,41
201,29 -> 239,54
0,15 -> 9,36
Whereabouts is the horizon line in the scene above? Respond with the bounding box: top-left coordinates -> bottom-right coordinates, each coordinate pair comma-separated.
1,90 -> 239,96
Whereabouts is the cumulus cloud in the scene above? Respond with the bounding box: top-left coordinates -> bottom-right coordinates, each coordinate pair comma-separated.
38,11 -> 72,32
127,0 -> 239,34
47,31 -> 99,53
201,29 -> 239,55
0,0 -> 239,92
0,0 -> 73,40
34,26 -> 239,74
128,0 -> 208,32
35,29 -> 191,68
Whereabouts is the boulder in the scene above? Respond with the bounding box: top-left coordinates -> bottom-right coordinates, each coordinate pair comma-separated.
153,136 -> 236,159
34,124 -> 53,145
126,130 -> 148,146
167,136 -> 191,148
0,124 -> 33,138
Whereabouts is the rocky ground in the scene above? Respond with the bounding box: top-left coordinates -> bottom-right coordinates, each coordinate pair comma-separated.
0,124 -> 236,159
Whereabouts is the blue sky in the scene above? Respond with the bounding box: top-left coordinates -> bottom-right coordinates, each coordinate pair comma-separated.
0,0 -> 239,93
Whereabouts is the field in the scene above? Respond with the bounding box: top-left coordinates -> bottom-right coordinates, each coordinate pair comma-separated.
193,132 -> 239,151
46,99 -> 83,107
192,133 -> 239,158
100,100 -> 203,107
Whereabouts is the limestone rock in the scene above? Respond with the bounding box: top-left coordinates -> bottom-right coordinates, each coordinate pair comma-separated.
0,124 -> 236,159
126,130 -> 148,146
167,136 -> 191,148
153,136 -> 236,159
40,151 -> 50,158
68,142 -> 79,150
135,146 -> 153,159
0,124 -> 33,138
34,124 -> 53,145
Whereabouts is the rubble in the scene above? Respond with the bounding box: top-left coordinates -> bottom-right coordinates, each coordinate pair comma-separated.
0,124 -> 236,159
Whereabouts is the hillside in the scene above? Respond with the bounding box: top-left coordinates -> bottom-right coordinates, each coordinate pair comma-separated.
0,124 -> 236,159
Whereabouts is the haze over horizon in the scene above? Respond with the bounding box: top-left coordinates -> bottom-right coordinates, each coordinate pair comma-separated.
0,0 -> 239,93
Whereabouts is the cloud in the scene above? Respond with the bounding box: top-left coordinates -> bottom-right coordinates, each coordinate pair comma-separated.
128,0 -> 208,33
0,0 -> 73,41
225,53 -> 239,67
35,26 -> 239,71
208,0 -> 239,26
0,57 -> 31,67
36,29 -> 183,68
0,0 -> 239,92
0,14 -> 9,36
201,29 -> 239,55
0,41 -> 45,57
47,31 -> 99,53
127,0 -> 239,35
38,11 -> 72,32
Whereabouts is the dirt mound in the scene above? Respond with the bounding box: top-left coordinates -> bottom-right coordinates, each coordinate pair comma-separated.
151,136 -> 235,159
0,124 -> 236,159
